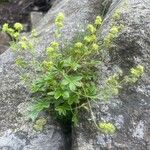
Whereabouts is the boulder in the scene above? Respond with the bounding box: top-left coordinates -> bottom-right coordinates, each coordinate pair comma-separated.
0,32 -> 11,55
0,0 -> 105,149
72,0 -> 150,149
30,11 -> 43,28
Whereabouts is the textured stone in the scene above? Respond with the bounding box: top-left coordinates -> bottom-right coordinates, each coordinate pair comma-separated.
30,11 -> 43,28
72,0 -> 150,149
0,32 -> 11,54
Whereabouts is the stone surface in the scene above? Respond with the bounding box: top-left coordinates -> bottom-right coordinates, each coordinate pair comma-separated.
0,0 -> 104,149
30,11 -> 43,28
1,0 -> 149,149
0,32 -> 11,55
72,0 -> 150,149
0,0 -> 53,31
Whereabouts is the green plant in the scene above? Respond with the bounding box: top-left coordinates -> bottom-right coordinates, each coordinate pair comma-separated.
2,12 -> 144,133
99,122 -> 116,134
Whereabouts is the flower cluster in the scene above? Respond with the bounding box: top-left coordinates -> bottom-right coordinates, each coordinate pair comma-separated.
99,122 -> 116,134
2,23 -> 23,40
55,12 -> 65,37
95,16 -> 102,26
103,25 -> 123,48
124,65 -> 144,83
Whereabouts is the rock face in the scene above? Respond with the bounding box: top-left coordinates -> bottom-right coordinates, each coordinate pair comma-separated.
0,0 -> 150,149
0,0 -> 53,30
0,32 -> 11,55
72,0 -> 150,149
0,0 -> 105,149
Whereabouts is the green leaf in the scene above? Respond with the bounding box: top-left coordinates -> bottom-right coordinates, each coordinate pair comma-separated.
61,79 -> 69,86
73,76 -> 82,81
71,62 -> 81,71
47,91 -> 55,95
74,81 -> 82,87
68,94 -> 79,105
72,113 -> 78,126
28,110 -> 39,122
63,56 -> 72,67
69,83 -> 76,91
62,91 -> 70,99
55,106 -> 67,116
28,100 -> 50,121
54,90 -> 62,99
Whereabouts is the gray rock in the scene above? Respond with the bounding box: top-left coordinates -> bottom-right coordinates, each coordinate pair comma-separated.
0,0 -> 105,149
72,0 -> 150,149
30,11 -> 43,28
0,32 -> 11,54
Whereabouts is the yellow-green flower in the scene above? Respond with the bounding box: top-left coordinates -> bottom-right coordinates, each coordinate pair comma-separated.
2,23 -> 9,32
21,36 -> 28,41
31,29 -> 38,37
13,32 -> 20,39
55,22 -> 64,28
87,24 -> 96,33
137,65 -> 144,74
113,10 -> 121,20
55,12 -> 65,22
90,34 -> 96,41
95,16 -> 102,26
43,61 -> 53,69
14,23 -> 23,31
84,35 -> 96,43
110,26 -> 119,34
92,43 -> 99,51
99,122 -> 116,134
84,36 -> 91,43
7,28 -> 14,34
51,42 -> 59,49
19,41 -> 28,49
75,42 -> 83,48
130,65 -> 144,77
46,47 -> 55,54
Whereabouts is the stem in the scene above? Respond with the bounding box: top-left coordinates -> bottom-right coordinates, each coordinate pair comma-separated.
81,85 -> 99,130
87,100 -> 99,129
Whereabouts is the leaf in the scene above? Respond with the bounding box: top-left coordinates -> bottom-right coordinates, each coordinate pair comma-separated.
68,94 -> 79,105
28,100 -> 50,121
61,79 -> 69,86
69,83 -> 76,91
47,91 -> 55,96
63,57 -> 72,67
73,76 -> 82,81
55,106 -> 67,116
72,113 -> 78,126
74,81 -> 82,87
71,62 -> 81,71
54,90 -> 62,99
62,91 -> 70,99
28,110 -> 39,121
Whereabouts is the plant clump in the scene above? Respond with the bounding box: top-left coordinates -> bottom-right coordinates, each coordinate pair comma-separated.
2,12 -> 144,133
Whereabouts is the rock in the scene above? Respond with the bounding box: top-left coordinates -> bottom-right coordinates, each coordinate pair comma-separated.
30,12 -> 43,28
0,32 -> 11,54
72,0 -> 150,149
0,0 -> 104,149
0,32 -> 11,46
0,0 -> 53,31
0,45 -> 9,55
